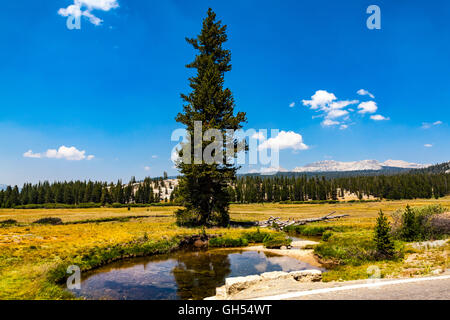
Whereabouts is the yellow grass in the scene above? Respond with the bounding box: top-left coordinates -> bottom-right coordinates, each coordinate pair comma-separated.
0,197 -> 449,299
230,197 -> 450,228
0,206 -> 177,224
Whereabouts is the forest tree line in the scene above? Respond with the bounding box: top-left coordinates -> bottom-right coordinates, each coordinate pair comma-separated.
227,172 -> 450,203
0,177 -> 175,208
0,172 -> 449,208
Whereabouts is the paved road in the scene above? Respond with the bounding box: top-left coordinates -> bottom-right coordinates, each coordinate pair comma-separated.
288,278 -> 450,300
251,275 -> 450,300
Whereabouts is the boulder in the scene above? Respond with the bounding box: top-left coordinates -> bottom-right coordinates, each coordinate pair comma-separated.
215,286 -> 227,299
221,269 -> 323,297
260,271 -> 291,281
289,269 -> 322,282
193,239 -> 207,248
225,275 -> 261,296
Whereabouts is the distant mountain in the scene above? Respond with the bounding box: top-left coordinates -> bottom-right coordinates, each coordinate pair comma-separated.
292,159 -> 430,173
243,159 -> 432,178
0,184 -> 7,191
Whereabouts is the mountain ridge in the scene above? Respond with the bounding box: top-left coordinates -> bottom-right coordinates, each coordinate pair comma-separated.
245,159 -> 432,176
292,159 -> 430,173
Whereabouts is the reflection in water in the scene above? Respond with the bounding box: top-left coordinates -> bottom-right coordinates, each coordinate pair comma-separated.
173,251 -> 231,300
70,250 -> 322,300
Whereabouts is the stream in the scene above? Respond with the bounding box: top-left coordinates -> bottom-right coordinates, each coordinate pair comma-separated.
69,248 -> 323,300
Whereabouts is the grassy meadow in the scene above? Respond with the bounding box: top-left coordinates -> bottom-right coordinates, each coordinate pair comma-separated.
0,198 -> 449,299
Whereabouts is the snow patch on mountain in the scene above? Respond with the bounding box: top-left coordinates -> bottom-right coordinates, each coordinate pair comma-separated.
292,159 -> 430,173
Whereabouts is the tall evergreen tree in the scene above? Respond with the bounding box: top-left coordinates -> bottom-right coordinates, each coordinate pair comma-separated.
374,210 -> 395,258
175,9 -> 246,226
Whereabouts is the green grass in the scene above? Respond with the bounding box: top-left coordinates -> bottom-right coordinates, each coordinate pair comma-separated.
208,230 -> 278,248
263,234 -> 292,249
285,224 -> 352,236
208,237 -> 249,248
314,230 -> 404,266
242,229 -> 272,243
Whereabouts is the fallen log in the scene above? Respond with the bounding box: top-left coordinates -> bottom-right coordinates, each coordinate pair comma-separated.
258,212 -> 349,230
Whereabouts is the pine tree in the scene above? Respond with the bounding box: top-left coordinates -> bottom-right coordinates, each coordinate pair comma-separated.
400,205 -> 418,241
175,9 -> 246,227
374,210 -> 395,258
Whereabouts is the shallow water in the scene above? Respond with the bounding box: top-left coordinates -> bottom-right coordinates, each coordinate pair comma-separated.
69,249 -> 322,300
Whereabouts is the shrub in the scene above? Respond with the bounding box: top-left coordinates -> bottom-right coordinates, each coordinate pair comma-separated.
374,210 -> 395,259
243,229 -> 272,243
110,203 -> 124,208
285,224 -> 349,236
263,234 -> 292,249
314,230 -> 402,266
175,208 -> 229,227
0,219 -> 17,226
279,200 -> 339,205
175,209 -> 202,227
208,237 -> 248,248
14,203 -> 102,209
322,230 -> 334,241
392,205 -> 448,241
430,212 -> 450,235
33,217 -> 63,225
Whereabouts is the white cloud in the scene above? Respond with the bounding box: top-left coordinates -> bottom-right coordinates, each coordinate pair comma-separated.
46,146 -> 90,160
251,132 -> 266,141
322,119 -> 340,127
77,0 -> 119,11
81,10 -> 102,25
171,148 -> 180,164
370,114 -> 390,121
289,102 -> 295,108
58,4 -> 82,18
258,131 -> 308,151
327,109 -> 349,119
23,146 -> 94,161
357,89 -> 375,99
303,90 -> 359,129
422,121 -> 443,129
302,90 -> 337,110
152,155 -> 158,159
23,150 -> 42,159
424,144 -> 433,148
58,0 -> 119,26
329,100 -> 359,110
358,101 -> 378,114
144,166 -> 151,171
304,90 -> 388,127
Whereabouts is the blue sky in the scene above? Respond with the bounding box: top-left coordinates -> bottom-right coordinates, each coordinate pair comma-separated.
0,0 -> 449,185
